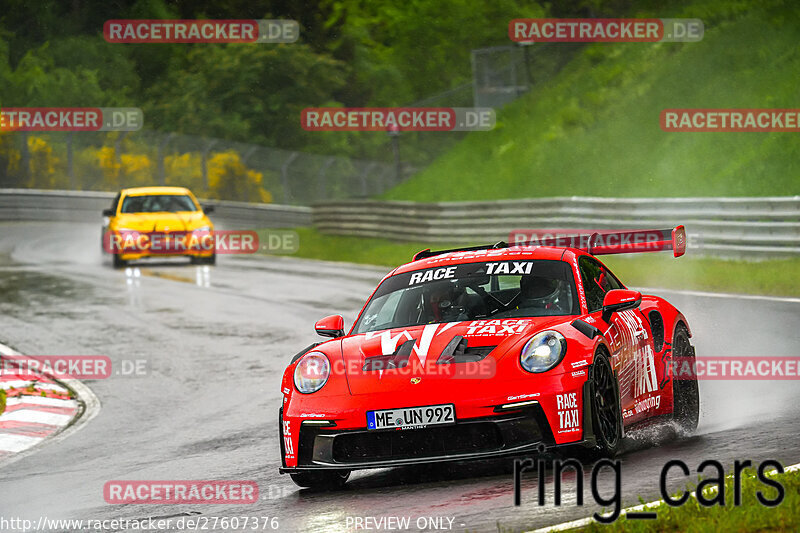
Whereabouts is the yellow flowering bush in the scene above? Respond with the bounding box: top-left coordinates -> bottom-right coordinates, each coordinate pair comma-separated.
207,150 -> 272,203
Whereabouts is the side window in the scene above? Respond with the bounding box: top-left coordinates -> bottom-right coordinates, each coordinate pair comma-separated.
596,264 -> 624,292
579,257 -> 626,312
579,257 -> 606,312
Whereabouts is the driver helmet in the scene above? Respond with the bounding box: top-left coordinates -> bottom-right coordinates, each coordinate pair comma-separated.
520,275 -> 561,304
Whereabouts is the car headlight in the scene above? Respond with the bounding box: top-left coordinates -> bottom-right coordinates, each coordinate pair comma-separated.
293,351 -> 331,394
520,331 -> 567,373
193,226 -> 211,233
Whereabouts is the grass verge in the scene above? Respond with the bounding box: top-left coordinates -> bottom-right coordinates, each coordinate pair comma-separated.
582,467 -> 800,533
263,228 -> 800,298
0,388 -> 5,416
384,1 -> 800,201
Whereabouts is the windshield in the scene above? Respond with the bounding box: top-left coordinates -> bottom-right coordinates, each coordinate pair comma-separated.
353,259 -> 579,334
120,194 -> 198,214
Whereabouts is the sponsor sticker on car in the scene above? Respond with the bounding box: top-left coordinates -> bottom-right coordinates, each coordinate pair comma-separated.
367,404 -> 455,430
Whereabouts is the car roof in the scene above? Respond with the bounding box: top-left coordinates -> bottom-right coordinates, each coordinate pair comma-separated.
121,186 -> 193,196
392,245 -> 577,274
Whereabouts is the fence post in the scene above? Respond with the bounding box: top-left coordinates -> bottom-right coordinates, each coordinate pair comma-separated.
66,132 -> 75,189
19,132 -> 29,184
280,151 -> 298,204
241,145 -> 260,201
157,133 -> 175,185
114,132 -> 128,173
316,157 -> 336,202
201,139 -> 218,193
360,162 -> 377,196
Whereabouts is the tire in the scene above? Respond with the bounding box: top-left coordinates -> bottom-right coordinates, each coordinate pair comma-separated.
112,254 -> 127,269
289,470 -> 350,490
191,253 -> 216,266
585,351 -> 622,459
671,324 -> 699,435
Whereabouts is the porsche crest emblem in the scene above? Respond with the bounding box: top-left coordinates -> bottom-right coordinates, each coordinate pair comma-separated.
410,377 -> 421,385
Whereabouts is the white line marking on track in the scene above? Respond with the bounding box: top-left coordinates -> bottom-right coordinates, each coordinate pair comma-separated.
526,461 -> 800,533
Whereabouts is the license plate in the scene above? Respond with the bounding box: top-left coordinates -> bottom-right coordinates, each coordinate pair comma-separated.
367,404 -> 455,430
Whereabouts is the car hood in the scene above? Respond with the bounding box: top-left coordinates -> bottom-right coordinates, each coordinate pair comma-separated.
338,317 -> 570,395
111,212 -> 209,232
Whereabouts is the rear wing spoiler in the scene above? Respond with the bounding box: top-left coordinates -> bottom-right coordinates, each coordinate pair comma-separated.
523,226 -> 687,257
412,226 -> 686,262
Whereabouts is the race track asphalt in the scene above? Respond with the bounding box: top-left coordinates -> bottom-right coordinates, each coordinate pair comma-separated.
1,222 -> 798,532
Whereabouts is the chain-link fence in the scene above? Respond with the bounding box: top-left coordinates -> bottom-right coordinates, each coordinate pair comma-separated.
0,44 -> 583,206
0,130 -> 399,205
471,42 -> 584,108
471,45 -> 530,109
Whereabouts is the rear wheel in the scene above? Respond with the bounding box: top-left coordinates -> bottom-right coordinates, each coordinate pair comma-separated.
112,254 -> 127,269
672,324 -> 699,435
289,470 -> 350,490
586,351 -> 622,458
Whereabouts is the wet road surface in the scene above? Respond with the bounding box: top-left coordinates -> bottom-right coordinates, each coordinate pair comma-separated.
0,222 -> 799,532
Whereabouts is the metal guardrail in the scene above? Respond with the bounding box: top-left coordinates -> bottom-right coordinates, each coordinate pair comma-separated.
0,189 -> 311,229
2,190 -> 798,259
313,197 -> 800,259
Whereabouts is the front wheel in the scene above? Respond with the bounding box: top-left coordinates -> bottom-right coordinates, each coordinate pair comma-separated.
671,324 -> 699,435
586,351 -> 622,459
289,470 -> 350,490
191,253 -> 216,266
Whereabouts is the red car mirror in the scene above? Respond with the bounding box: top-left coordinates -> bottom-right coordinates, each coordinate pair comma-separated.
601,289 -> 642,322
314,315 -> 345,338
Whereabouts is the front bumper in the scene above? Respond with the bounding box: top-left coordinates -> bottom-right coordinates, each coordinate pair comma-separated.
280,406 -> 561,473
117,249 -> 214,261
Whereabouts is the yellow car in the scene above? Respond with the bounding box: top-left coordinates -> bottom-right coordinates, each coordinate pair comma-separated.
102,186 -> 216,268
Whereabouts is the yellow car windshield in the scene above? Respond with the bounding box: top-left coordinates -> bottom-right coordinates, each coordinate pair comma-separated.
120,194 -> 197,214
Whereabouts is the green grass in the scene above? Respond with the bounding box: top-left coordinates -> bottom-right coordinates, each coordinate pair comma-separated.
268,228 -> 800,298
385,0 -> 800,201
581,467 -> 800,532
268,227 -> 465,268
0,388 -> 5,416
601,254 -> 800,297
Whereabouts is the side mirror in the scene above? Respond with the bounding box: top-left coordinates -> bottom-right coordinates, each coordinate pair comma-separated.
601,289 -> 642,322
102,208 -> 115,217
315,315 -> 345,338
203,205 -> 215,214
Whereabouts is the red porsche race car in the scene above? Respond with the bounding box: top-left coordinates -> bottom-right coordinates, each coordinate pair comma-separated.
279,227 -> 699,489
